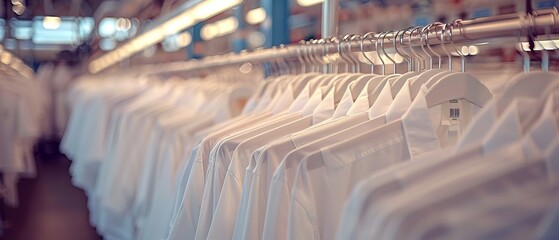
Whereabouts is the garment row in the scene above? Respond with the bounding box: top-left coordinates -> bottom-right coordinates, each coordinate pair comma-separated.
61,65 -> 559,240
0,67 -> 47,207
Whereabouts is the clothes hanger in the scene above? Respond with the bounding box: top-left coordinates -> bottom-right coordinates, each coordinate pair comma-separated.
389,28 -> 422,93
335,32 -> 379,102
345,32 -> 390,109
424,20 -> 493,108
494,12 -> 559,114
291,41 -> 323,96
323,36 -> 357,94
425,23 -> 457,89
361,32 -> 377,74
293,41 -> 328,97
331,35 -> 364,104
339,34 -> 361,73
380,30 -> 413,96
377,31 -> 405,95
296,43 -> 307,74
410,23 -> 452,99
363,32 -> 401,106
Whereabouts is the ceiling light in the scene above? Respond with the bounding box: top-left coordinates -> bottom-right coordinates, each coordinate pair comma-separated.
246,7 -> 266,25
215,16 -> 238,36
43,16 -> 61,30
297,0 -> 324,7
200,16 -> 239,40
12,4 -> 25,15
116,18 -> 131,31
468,45 -> 479,55
1,52 -> 12,65
461,45 -> 470,56
201,24 -> 218,40
176,32 -> 192,47
89,0 -> 243,73
191,0 -> 242,21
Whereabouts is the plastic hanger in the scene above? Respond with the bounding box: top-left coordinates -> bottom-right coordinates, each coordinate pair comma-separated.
424,20 -> 493,108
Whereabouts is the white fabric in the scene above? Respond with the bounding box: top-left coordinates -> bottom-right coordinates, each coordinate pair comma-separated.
285,87 -> 456,240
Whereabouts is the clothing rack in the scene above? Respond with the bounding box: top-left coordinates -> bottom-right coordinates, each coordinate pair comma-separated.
147,8 -> 559,74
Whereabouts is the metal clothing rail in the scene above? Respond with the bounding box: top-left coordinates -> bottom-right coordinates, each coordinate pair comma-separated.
149,9 -> 559,74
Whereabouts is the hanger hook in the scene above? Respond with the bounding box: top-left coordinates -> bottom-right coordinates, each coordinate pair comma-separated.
347,34 -> 362,73
409,26 -> 425,71
399,27 -> 416,71
307,40 -> 318,73
296,41 -> 307,73
317,38 -> 330,73
308,40 -> 319,72
323,38 -> 336,73
334,36 -> 348,73
300,40 -> 312,72
451,19 -> 466,72
314,39 -> 326,72
420,25 -> 433,69
372,32 -> 386,75
277,45 -> 291,74
531,11 -> 550,72
439,23 -> 452,70
361,32 -> 376,73
381,31 -> 397,74
517,13 -> 531,73
341,34 -> 357,73
342,34 -> 356,73
394,29 -> 410,72
332,36 -> 348,73
325,37 -> 339,73
426,22 -> 443,69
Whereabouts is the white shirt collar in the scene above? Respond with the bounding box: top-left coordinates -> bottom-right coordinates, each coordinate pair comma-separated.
312,87 -> 336,124
302,86 -> 327,116
346,76 -> 386,115
368,79 -> 396,119
320,85 -> 442,168
400,86 -> 441,159
271,84 -> 295,114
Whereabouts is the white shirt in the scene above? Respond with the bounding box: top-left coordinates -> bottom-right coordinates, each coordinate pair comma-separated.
194,113 -> 303,240
261,75 -> 411,240
331,74 -> 375,119
167,113 -> 296,240
353,91 -> 559,240
207,116 -> 315,240
194,77 -> 323,240
285,87 -> 448,240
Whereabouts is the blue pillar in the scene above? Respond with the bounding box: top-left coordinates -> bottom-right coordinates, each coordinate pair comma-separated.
261,0 -> 290,48
233,6 -> 248,52
187,23 -> 203,59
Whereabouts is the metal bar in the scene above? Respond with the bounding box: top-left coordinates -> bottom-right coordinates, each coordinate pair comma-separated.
322,0 -> 339,38
146,9 -> 559,74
